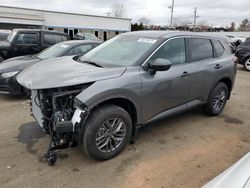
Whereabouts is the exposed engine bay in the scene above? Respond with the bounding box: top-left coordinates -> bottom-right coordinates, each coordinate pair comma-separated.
31,84 -> 89,165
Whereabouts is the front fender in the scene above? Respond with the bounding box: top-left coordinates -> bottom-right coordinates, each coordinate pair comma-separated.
75,67 -> 142,123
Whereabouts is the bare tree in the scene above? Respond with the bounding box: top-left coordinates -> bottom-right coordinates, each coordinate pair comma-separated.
138,17 -> 151,28
111,3 -> 126,18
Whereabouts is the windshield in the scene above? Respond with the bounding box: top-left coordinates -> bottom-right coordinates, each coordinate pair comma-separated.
37,43 -> 71,59
7,31 -> 17,42
80,35 -> 157,67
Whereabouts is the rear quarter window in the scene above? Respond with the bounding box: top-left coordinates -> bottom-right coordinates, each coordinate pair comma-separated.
212,40 -> 225,57
188,38 -> 213,62
44,33 -> 68,45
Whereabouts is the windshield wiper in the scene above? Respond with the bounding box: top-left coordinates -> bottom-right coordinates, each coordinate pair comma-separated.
82,60 -> 103,68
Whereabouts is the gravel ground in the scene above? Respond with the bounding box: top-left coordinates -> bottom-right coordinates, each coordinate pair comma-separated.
0,66 -> 249,188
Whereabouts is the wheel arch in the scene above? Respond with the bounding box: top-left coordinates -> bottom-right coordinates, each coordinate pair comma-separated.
90,97 -> 138,136
101,98 -> 137,134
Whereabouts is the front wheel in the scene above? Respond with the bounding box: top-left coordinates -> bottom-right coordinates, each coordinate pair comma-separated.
243,58 -> 250,71
204,82 -> 229,116
81,104 -> 132,160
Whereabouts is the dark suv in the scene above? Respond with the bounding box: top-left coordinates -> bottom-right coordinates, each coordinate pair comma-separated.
0,29 -> 69,62
235,38 -> 250,71
17,31 -> 236,165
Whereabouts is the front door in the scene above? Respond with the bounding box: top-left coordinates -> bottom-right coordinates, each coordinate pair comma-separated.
140,37 -> 190,123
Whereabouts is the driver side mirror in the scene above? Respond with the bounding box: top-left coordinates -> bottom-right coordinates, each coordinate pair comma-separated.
148,58 -> 172,74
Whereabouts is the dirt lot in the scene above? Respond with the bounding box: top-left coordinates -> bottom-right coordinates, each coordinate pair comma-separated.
0,66 -> 249,188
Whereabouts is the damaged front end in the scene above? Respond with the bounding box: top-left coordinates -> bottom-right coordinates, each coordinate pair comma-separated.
30,84 -> 90,165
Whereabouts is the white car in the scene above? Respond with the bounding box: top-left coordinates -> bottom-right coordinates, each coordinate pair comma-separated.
203,152 -> 250,188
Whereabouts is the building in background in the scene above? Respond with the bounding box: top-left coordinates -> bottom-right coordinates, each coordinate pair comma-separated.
0,6 -> 131,40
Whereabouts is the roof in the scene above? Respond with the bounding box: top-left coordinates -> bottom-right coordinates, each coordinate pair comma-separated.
0,11 -> 44,21
12,29 -> 68,35
0,5 -> 131,21
61,40 -> 102,45
123,31 -> 228,40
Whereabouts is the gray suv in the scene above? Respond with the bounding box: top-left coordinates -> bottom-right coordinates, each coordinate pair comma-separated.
17,31 -> 236,165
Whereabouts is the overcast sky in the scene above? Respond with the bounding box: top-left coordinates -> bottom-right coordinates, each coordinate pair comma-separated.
0,0 -> 249,27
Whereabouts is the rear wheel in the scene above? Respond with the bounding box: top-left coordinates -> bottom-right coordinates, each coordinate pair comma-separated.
81,104 -> 132,160
204,82 -> 228,116
243,58 -> 250,71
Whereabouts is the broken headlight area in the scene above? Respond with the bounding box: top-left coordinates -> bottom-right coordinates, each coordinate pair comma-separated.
30,84 -> 90,165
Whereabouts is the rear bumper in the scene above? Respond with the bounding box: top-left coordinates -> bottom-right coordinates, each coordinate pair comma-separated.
0,75 -> 22,95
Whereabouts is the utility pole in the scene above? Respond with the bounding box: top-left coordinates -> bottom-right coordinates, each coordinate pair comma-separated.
169,0 -> 175,28
193,7 -> 198,32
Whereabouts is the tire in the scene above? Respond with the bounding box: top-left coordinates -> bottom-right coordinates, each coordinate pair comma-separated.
81,104 -> 132,160
243,58 -> 250,71
204,82 -> 229,116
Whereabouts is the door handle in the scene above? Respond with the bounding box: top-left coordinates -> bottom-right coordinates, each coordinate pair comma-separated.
214,64 -> 222,69
181,71 -> 191,77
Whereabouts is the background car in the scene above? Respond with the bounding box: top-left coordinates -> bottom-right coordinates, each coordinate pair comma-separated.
73,32 -> 102,41
0,29 -> 69,62
235,38 -> 250,71
202,152 -> 250,188
0,40 -> 101,95
0,29 -> 11,41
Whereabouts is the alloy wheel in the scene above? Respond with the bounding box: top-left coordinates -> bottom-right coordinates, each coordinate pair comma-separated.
245,59 -> 250,70
95,118 -> 126,153
212,88 -> 226,111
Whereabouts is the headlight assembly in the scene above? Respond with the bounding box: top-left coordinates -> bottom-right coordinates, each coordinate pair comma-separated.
1,71 -> 19,78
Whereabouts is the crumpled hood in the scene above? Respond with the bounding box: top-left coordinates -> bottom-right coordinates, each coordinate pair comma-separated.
0,55 -> 40,73
17,56 -> 126,89
0,41 -> 11,50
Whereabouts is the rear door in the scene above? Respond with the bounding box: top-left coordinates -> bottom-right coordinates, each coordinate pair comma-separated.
140,37 -> 190,122
12,31 -> 40,56
185,37 -> 226,104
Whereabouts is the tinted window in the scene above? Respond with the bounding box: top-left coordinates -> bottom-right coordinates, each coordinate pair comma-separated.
188,38 -> 213,61
149,38 -> 186,65
44,34 -> 68,45
16,33 -> 38,44
212,40 -> 225,57
63,44 -> 93,56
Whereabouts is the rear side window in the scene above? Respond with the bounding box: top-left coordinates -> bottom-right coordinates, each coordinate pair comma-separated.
44,34 -> 68,45
148,38 -> 186,65
212,40 -> 225,57
63,44 -> 93,56
188,38 -> 213,61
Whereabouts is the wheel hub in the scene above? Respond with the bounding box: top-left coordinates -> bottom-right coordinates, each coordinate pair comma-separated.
96,118 -> 126,153
212,88 -> 226,111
